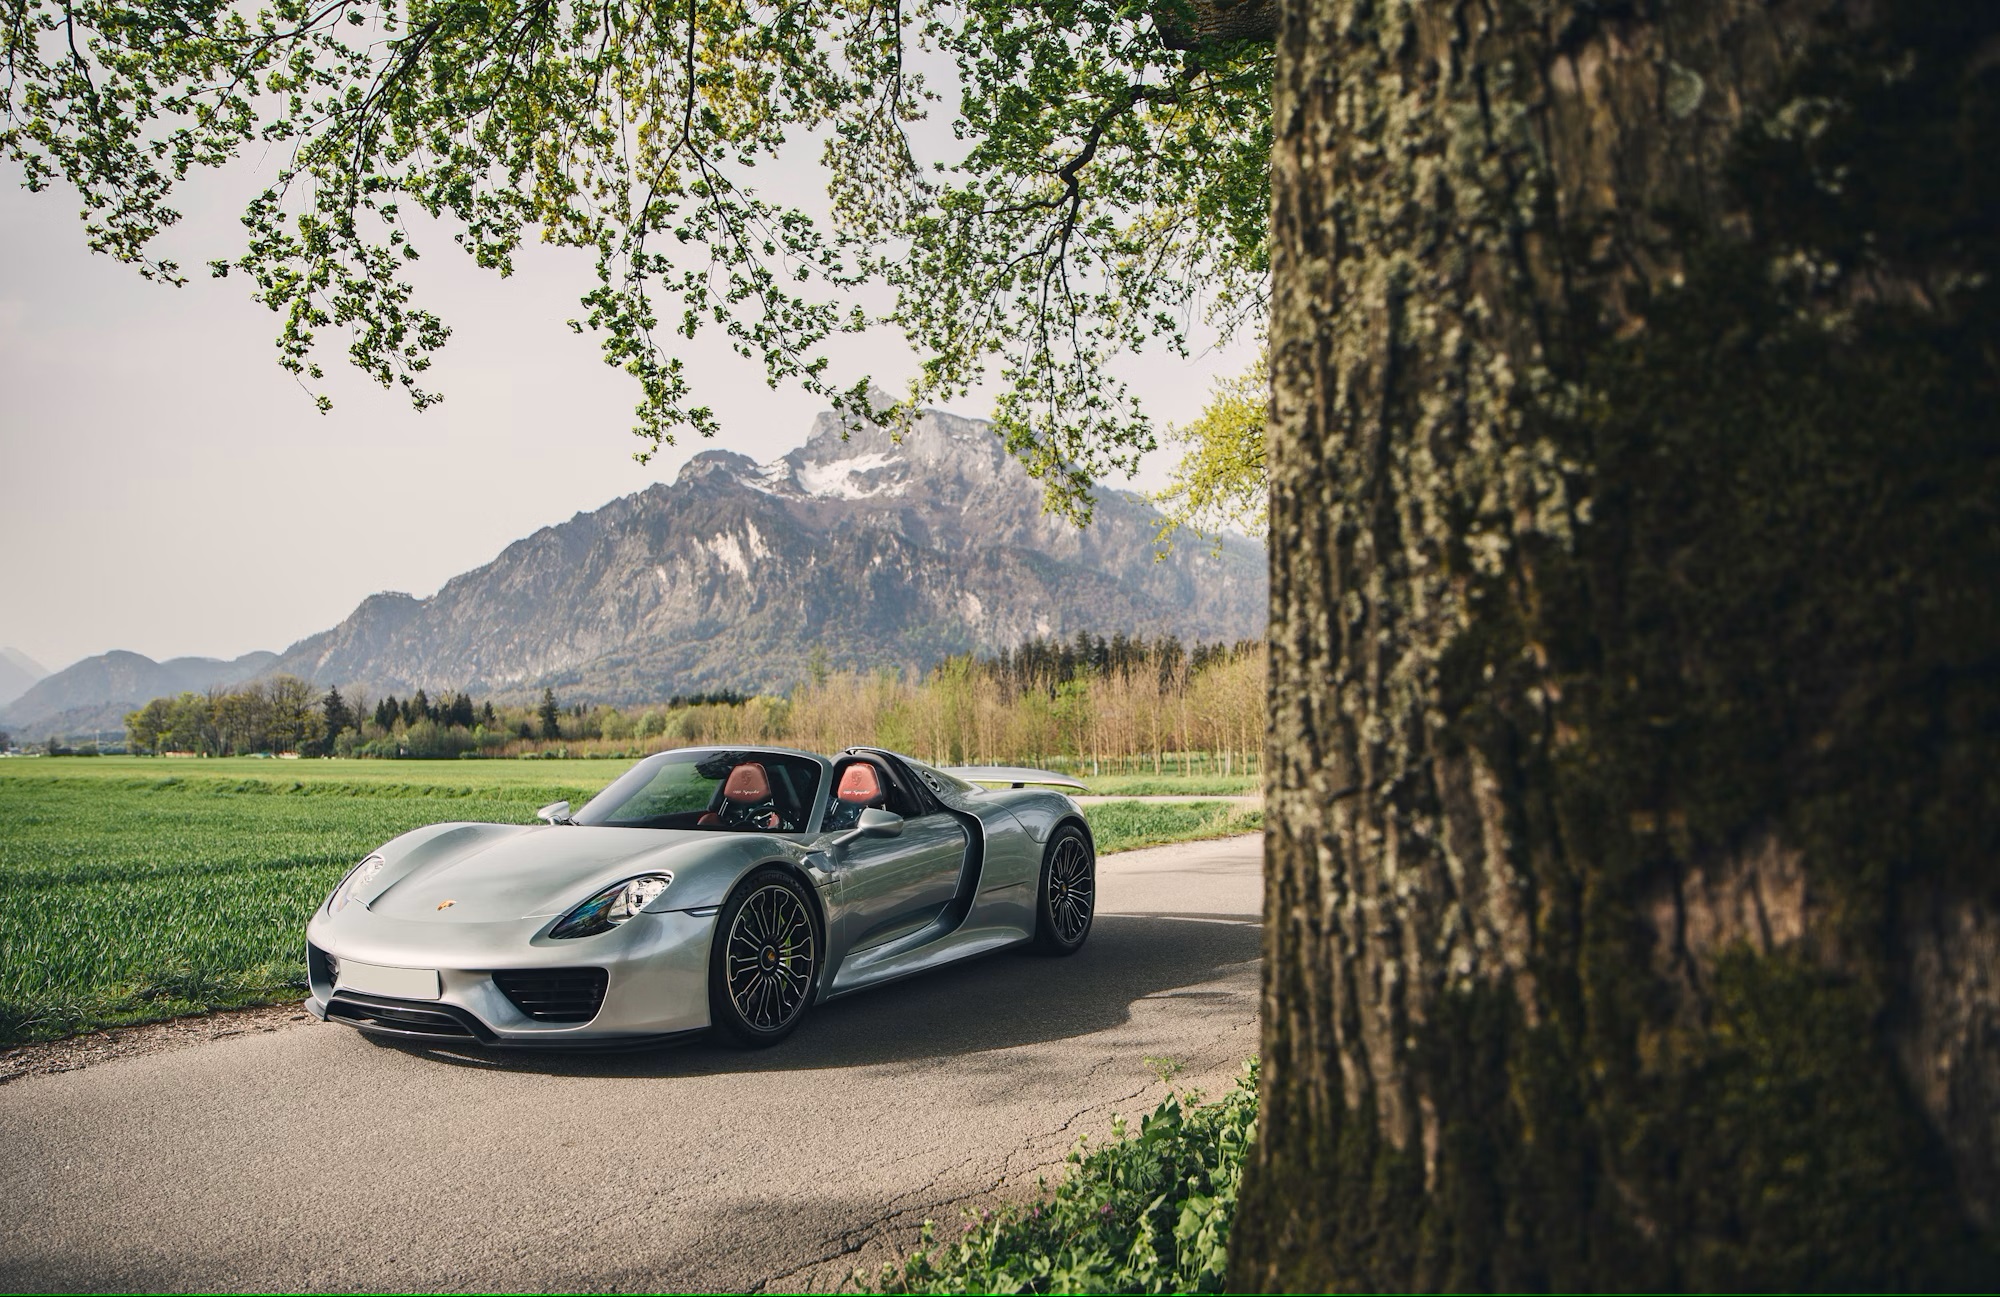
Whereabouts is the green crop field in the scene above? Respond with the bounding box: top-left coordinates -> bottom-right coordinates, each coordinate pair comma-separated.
0,757 -> 1258,1044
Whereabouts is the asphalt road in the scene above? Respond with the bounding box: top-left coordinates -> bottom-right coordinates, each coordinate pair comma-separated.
0,834 -> 1263,1293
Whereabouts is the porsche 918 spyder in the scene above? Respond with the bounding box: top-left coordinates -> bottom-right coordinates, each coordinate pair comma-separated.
304,746 -> 1095,1047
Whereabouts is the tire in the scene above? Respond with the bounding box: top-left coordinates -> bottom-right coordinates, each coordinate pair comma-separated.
1033,823 -> 1096,954
708,866 -> 820,1047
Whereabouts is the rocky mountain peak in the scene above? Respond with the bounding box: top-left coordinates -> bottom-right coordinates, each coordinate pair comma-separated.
672,404 -> 1016,507
19,402 -> 1265,725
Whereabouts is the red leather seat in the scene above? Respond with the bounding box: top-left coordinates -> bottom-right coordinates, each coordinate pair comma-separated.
701,762 -> 778,827
723,762 -> 772,803
836,762 -> 884,805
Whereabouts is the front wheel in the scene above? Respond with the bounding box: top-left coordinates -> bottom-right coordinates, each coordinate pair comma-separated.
1033,824 -> 1095,954
708,866 -> 820,1047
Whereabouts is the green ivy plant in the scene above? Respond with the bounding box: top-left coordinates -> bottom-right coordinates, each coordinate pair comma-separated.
2,0 -> 1270,517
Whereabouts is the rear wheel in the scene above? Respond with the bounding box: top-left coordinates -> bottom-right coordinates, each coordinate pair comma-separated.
708,866 -> 820,1047
1033,824 -> 1095,954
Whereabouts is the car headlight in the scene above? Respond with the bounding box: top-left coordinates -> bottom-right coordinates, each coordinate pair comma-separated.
551,873 -> 673,939
330,853 -> 388,912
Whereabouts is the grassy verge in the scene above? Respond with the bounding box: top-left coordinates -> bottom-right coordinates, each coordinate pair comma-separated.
1080,774 -> 1259,797
1082,801 -> 1262,854
0,767 -> 1260,1044
866,1062 -> 1259,1295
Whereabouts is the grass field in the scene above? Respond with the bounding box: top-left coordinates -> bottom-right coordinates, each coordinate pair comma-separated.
1079,773 -> 1259,797
0,757 -> 1259,1044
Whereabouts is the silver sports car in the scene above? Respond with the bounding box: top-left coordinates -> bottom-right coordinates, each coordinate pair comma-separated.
303,746 -> 1096,1048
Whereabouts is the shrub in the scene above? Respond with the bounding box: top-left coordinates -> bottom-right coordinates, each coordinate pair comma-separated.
866,1062 -> 1258,1295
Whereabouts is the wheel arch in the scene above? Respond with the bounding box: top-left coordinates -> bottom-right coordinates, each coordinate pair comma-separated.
727,856 -> 834,997
1052,813 -> 1095,857
728,857 -> 829,933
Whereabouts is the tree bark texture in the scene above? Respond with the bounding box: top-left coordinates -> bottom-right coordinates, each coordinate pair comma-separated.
1236,0 -> 2000,1287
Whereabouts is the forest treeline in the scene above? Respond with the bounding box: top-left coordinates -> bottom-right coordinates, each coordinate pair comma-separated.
119,633 -> 1265,772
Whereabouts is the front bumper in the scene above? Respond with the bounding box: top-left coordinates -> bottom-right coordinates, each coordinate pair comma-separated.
304,906 -> 717,1048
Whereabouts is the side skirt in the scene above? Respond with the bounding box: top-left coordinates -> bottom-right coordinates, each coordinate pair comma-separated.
821,926 -> 1032,1002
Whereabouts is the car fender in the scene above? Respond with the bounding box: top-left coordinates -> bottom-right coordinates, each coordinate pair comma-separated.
642,834 -> 821,914
965,788 -> 1082,846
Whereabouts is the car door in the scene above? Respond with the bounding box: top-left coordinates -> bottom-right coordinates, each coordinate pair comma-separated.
829,765 -> 969,953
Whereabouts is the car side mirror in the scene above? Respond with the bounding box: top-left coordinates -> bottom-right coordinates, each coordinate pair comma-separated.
832,807 -> 903,849
536,800 -> 574,825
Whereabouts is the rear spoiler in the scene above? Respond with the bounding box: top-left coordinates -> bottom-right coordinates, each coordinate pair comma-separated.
943,765 -> 1089,792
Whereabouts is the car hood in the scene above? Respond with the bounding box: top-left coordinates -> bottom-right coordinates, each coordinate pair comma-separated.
359,823 -> 717,922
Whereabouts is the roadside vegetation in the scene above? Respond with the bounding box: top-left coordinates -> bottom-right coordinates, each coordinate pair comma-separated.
0,763 -> 1258,1045
1079,802 -> 1261,854
868,1064 -> 1259,1295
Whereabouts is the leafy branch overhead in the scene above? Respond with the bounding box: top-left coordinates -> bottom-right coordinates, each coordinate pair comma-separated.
1153,355 -> 1264,547
2,0 -> 1272,516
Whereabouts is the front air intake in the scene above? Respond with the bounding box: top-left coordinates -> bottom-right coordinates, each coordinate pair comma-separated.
327,993 -> 489,1041
493,968 -> 609,1023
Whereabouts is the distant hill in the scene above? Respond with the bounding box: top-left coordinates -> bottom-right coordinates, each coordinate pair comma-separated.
0,650 -> 278,736
0,647 -> 47,707
11,403 -> 1267,735
269,405 -> 1266,701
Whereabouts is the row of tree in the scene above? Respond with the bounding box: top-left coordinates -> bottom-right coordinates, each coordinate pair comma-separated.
125,677 -> 331,757
370,691 -> 497,734
986,632 -> 1258,695
120,637 -> 1264,768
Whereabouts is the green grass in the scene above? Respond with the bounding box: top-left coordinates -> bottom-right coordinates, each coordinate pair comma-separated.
867,1062 -> 1259,1294
1080,774 -> 1259,797
1082,801 -> 1262,854
0,753 -> 630,792
0,761 -> 1261,1043
0,769 -> 598,1044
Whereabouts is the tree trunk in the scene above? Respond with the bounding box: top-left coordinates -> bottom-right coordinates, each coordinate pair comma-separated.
1235,0 -> 2000,1287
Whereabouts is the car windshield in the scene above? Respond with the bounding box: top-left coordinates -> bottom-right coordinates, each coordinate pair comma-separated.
573,750 -> 822,833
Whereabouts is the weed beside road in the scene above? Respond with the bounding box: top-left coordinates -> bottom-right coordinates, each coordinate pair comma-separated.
868,1063 -> 1259,1295
0,761 -> 1258,1044
1079,801 -> 1262,853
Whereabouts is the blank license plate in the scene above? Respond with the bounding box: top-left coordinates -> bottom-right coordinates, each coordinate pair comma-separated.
336,960 -> 441,1001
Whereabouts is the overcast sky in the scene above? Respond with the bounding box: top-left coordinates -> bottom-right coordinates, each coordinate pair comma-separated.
0,163 -> 1254,675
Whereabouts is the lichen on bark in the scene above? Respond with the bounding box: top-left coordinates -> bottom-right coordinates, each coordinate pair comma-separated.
1238,0 -> 2000,1287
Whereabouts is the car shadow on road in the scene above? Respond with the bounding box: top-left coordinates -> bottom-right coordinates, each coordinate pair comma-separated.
361,912 -> 1259,1078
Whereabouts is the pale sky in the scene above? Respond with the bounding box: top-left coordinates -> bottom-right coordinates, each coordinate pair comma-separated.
0,159 -> 1255,675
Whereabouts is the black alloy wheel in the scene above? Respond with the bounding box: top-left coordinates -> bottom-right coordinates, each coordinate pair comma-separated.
709,866 -> 819,1046
1034,824 -> 1095,954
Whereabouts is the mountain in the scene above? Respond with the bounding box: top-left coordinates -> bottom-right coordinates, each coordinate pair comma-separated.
9,403 -> 1267,735
271,405 -> 1266,700
0,647 -> 47,707
0,650 -> 278,737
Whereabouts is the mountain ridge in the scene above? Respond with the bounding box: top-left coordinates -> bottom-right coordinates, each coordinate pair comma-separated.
8,405 -> 1265,734
0,650 -> 279,737
0,647 -> 47,708
268,405 -> 1264,702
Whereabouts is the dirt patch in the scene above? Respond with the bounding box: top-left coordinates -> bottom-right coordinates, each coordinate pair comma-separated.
0,1002 -> 319,1086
